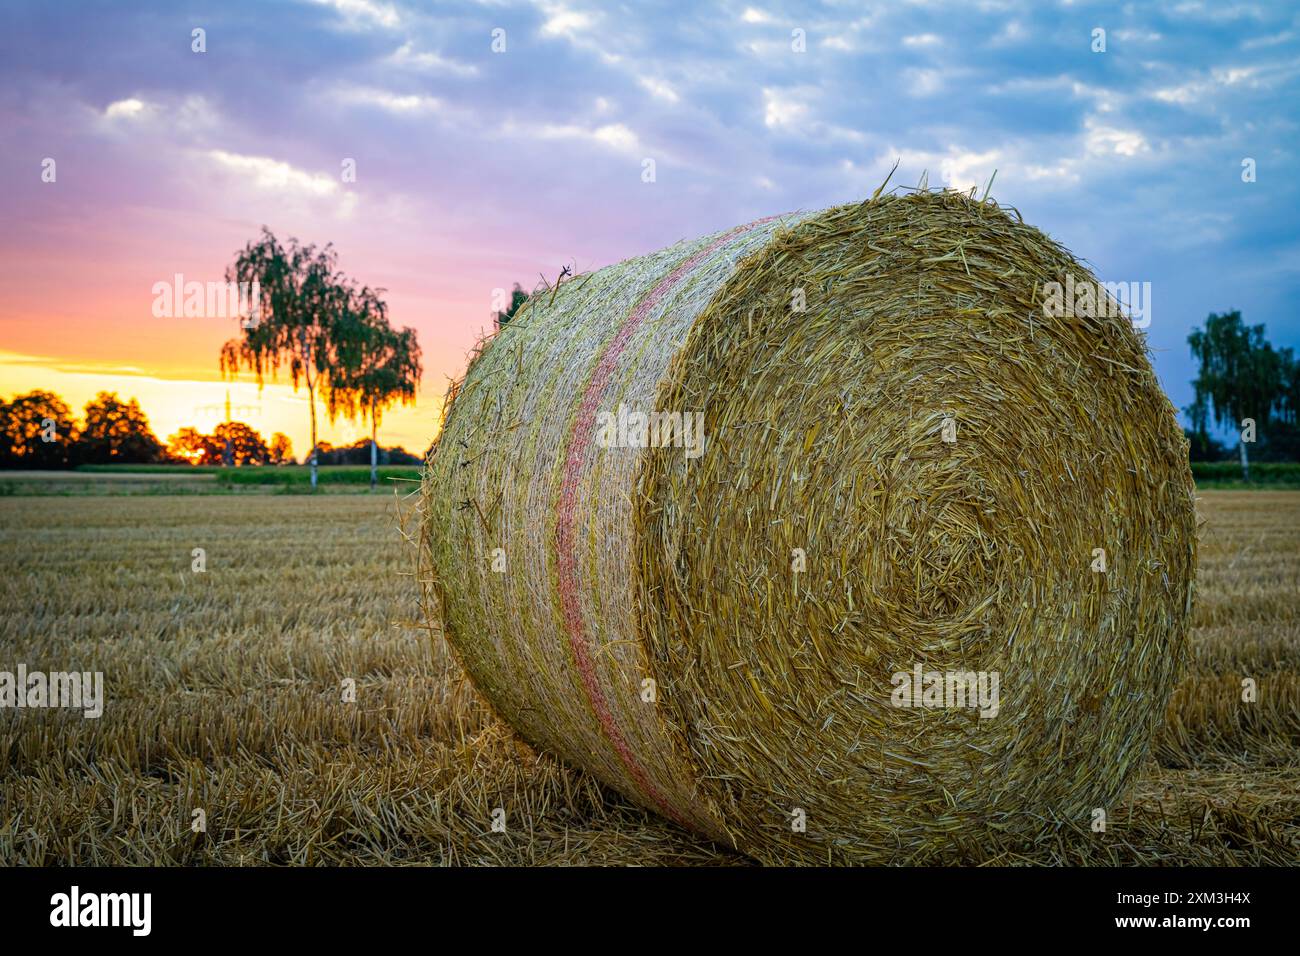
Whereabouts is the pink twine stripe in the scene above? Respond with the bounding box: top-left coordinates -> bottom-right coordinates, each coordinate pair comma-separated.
554,217 -> 778,827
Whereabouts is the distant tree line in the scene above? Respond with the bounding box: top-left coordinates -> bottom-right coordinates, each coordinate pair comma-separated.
0,388 -> 421,469
0,390 -> 164,468
165,421 -> 293,466
311,439 -> 422,466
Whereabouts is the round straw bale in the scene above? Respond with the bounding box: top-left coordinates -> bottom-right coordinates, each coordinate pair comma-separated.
420,191 -> 1197,863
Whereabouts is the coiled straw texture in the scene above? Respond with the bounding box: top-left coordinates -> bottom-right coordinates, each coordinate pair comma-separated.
421,191 -> 1197,863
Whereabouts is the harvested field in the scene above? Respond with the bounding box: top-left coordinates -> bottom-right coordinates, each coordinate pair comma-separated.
0,491 -> 1296,865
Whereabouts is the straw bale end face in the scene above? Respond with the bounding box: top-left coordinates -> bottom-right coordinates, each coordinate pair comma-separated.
421,192 -> 1197,863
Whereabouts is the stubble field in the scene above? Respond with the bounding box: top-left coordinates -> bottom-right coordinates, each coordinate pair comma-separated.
1,489 -> 1297,865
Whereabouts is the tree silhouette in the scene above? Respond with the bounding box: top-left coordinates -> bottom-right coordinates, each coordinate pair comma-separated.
1187,311 -> 1283,480
79,392 -> 163,464
0,390 -> 78,468
1276,348 -> 1299,426
269,432 -> 294,465
220,228 -> 352,491
166,426 -> 215,465
168,422 -> 270,465
329,285 -> 423,489
213,421 -> 270,465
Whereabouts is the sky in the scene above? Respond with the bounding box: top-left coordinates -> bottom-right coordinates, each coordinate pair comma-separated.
2,0 -> 1297,458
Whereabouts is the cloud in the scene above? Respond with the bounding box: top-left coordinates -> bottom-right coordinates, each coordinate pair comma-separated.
761,87 -> 866,144
1152,81 -> 1204,105
591,124 -> 638,152
638,76 -> 679,103
535,1 -> 623,65
1241,30 -> 1293,49
1149,63 -> 1284,107
763,88 -> 810,129
1113,28 -> 1163,42
304,0 -> 400,30
987,74 -> 1121,112
387,42 -> 479,77
92,94 -> 219,139
886,146 -> 1002,193
1169,1 -> 1265,23
205,150 -> 342,197
337,85 -> 442,113
989,19 -> 1027,45
527,121 -> 641,154
539,2 -> 596,40
1083,118 -> 1150,158
104,97 -> 147,119
903,68 -> 945,96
